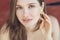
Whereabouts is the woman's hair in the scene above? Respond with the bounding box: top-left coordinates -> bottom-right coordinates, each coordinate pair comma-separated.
7,0 -> 44,40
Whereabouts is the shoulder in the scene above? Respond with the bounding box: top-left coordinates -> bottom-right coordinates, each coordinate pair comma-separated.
0,23 -> 8,33
48,15 -> 59,31
48,15 -> 59,40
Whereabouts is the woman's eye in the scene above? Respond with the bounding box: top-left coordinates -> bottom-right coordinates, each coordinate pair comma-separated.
16,6 -> 23,10
29,5 -> 35,8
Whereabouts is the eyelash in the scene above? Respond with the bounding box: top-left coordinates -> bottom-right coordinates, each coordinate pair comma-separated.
29,5 -> 35,8
16,6 -> 23,10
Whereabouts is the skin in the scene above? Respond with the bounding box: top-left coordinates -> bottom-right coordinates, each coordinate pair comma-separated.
16,0 -> 44,31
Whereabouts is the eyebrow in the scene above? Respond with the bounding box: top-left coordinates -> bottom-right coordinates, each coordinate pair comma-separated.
16,3 -> 37,6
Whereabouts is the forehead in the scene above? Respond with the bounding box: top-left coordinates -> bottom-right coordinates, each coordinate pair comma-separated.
17,0 -> 39,5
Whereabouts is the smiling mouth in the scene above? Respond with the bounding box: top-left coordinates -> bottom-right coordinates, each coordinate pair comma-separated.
22,19 -> 32,23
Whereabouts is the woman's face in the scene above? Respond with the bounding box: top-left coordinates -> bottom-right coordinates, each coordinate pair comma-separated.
16,0 -> 43,27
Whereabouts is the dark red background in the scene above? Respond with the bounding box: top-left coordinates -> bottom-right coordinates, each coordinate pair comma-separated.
0,0 -> 10,26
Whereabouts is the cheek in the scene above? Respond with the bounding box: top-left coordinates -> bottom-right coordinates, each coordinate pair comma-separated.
30,8 -> 40,18
16,10 -> 23,20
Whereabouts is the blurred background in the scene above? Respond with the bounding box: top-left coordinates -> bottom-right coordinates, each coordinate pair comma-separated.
0,0 -> 60,27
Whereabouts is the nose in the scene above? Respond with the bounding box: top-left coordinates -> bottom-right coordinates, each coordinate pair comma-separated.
23,8 -> 29,17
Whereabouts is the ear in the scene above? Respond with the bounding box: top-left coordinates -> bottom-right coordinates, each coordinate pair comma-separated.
42,2 -> 44,10
40,2 -> 44,14
39,2 -> 45,14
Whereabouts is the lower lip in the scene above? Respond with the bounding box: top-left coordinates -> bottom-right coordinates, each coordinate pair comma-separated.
22,19 -> 32,23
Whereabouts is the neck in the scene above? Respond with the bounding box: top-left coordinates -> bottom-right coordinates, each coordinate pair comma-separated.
25,24 -> 37,33
26,27 -> 33,33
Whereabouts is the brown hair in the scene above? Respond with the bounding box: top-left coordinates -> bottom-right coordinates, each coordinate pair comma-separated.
7,0 -> 44,40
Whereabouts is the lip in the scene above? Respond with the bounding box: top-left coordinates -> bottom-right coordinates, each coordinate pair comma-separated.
22,19 -> 32,23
